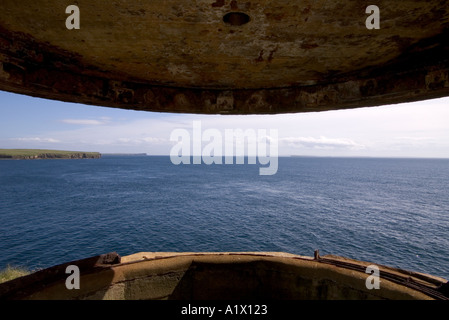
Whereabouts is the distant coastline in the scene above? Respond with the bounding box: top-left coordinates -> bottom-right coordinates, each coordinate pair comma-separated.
0,149 -> 101,160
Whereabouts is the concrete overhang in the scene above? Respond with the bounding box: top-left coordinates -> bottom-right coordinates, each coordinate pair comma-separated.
0,1 -> 448,114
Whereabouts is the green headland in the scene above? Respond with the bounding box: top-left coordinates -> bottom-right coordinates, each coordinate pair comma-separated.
0,149 -> 101,160
0,265 -> 30,284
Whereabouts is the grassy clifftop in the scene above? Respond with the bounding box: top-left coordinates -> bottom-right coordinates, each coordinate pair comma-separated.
0,149 -> 101,159
0,265 -> 30,284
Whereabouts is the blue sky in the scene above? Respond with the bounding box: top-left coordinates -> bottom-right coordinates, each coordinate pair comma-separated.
1,89 -> 448,158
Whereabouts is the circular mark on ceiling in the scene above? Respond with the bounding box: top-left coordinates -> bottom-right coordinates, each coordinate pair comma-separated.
223,12 -> 251,26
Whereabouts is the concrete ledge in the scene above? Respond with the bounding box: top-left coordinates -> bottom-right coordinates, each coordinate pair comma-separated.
1,252 -> 447,300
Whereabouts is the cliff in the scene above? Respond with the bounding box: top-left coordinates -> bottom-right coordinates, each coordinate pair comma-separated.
0,149 -> 101,160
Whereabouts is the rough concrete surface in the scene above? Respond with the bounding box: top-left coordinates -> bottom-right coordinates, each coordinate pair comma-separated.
0,1 -> 448,114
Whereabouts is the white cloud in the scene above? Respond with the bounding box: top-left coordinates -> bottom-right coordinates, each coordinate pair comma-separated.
6,97 -> 446,157
140,137 -> 167,143
116,137 -> 167,144
61,119 -> 106,125
12,137 -> 60,143
280,136 -> 365,150
393,136 -> 436,142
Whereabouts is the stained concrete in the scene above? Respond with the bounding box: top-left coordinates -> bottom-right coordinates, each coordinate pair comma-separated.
0,1 -> 448,114
1,252 -> 447,300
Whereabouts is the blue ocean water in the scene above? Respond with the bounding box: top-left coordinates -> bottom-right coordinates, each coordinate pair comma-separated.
0,156 -> 448,280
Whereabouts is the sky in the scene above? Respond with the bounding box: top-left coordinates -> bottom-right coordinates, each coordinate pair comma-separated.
0,89 -> 448,158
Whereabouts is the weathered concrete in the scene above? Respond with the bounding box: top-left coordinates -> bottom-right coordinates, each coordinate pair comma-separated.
0,1 -> 448,114
0,252 -> 447,300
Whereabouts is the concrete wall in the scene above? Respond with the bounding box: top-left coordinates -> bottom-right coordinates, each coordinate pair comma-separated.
2,252 -> 443,300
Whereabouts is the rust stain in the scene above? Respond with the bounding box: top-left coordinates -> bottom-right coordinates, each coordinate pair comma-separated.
302,6 -> 311,15
265,12 -> 285,21
302,6 -> 311,22
255,50 -> 264,62
230,0 -> 238,11
268,47 -> 278,63
301,43 -> 319,50
389,35 -> 413,52
211,0 -> 225,8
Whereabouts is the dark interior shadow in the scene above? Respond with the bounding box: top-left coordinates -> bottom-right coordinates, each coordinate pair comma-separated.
167,260 -> 351,300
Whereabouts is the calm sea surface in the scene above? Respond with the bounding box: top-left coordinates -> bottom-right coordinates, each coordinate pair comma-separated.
0,156 -> 448,280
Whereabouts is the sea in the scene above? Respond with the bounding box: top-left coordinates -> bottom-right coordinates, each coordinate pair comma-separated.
0,156 -> 448,280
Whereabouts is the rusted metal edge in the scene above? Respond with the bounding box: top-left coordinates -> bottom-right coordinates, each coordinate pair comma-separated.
312,251 -> 449,300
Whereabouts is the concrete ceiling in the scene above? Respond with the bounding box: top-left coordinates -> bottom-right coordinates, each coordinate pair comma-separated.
0,1 -> 448,114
